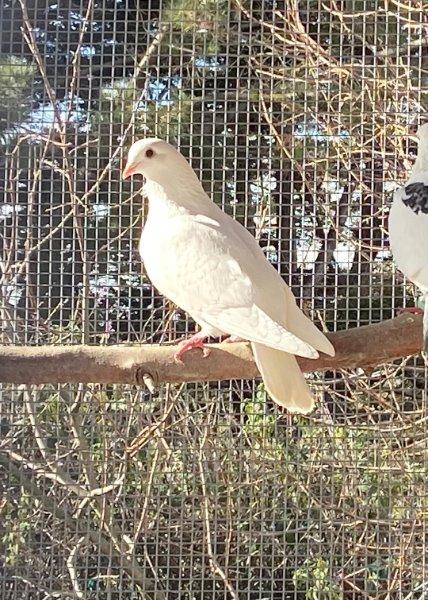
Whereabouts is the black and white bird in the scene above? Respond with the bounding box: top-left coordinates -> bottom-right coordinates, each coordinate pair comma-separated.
389,123 -> 428,363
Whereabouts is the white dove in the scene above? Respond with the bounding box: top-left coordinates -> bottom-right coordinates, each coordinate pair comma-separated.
389,123 -> 428,362
123,139 -> 335,413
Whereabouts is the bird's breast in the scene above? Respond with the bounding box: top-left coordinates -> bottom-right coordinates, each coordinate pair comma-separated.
139,215 -> 226,311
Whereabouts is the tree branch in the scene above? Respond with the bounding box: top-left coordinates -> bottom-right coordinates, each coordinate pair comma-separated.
0,314 -> 422,386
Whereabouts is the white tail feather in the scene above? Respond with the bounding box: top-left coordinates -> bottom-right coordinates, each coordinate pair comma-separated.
283,288 -> 335,357
251,342 -> 315,414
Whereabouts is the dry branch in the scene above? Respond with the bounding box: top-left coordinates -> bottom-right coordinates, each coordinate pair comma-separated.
0,314 -> 423,386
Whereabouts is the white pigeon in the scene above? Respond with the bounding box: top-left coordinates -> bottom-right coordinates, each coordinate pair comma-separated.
123,139 -> 335,413
389,123 -> 428,363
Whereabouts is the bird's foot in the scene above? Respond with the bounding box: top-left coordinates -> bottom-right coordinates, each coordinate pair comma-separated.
174,334 -> 210,364
396,306 -> 424,316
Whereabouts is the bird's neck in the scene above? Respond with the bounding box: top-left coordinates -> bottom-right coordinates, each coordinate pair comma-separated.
411,147 -> 428,177
143,178 -> 211,221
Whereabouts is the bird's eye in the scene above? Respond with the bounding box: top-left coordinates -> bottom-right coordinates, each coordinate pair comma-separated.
146,149 -> 154,158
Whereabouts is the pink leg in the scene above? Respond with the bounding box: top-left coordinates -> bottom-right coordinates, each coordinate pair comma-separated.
174,333 -> 210,364
396,306 -> 424,316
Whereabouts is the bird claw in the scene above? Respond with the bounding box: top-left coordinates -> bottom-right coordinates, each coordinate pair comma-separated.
173,334 -> 209,364
396,306 -> 424,316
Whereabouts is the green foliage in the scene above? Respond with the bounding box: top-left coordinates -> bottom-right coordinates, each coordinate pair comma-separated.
2,491 -> 32,566
1,381 -> 426,595
162,0 -> 230,52
163,0 -> 229,28
293,558 -> 341,599
0,56 -> 35,140
243,384 -> 276,439
92,78 -> 193,144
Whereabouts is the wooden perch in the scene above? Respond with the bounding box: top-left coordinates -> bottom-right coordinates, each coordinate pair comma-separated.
0,314 -> 422,386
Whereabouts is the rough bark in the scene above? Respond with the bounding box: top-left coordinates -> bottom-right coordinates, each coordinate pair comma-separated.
0,314 -> 422,386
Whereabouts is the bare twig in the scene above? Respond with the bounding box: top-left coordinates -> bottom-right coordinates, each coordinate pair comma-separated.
198,429 -> 238,599
0,453 -> 165,599
66,537 -> 86,599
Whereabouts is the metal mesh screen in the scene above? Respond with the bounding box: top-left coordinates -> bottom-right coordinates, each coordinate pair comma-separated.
1,0 -> 427,597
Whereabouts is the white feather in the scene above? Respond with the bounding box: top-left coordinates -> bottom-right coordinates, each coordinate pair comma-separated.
126,138 -> 335,413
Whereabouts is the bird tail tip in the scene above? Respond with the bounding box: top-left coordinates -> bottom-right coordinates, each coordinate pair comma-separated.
322,337 -> 335,358
251,343 -> 315,414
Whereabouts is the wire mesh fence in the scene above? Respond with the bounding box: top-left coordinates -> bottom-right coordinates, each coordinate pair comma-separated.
0,0 -> 427,597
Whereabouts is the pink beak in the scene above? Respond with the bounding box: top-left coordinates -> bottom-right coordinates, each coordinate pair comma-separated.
122,162 -> 138,179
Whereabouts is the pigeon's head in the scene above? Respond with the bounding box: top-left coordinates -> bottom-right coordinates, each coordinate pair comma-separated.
123,138 -> 193,185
